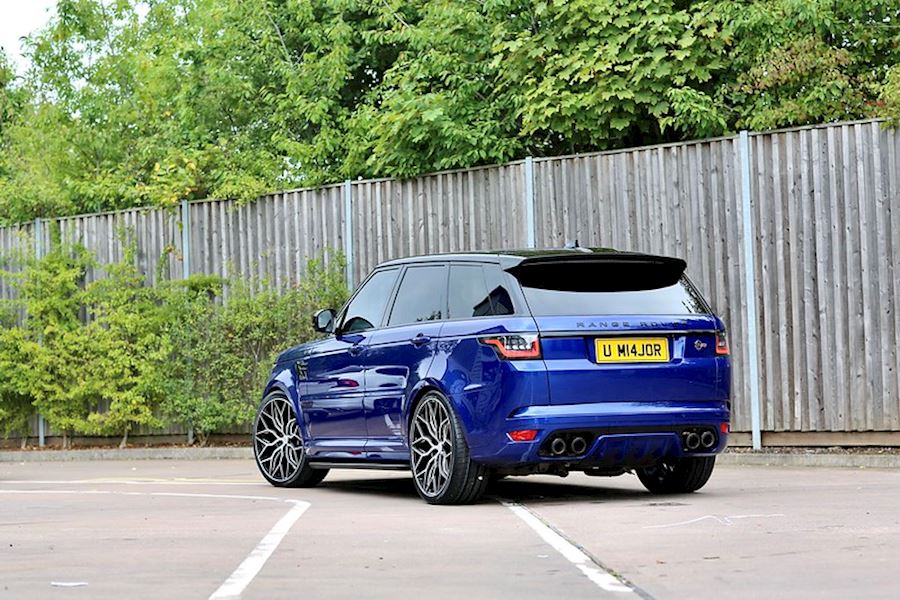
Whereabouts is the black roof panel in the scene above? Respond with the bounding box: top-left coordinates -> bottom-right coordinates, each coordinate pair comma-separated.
376,247 -> 682,270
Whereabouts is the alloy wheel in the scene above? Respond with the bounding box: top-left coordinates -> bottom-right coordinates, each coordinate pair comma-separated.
254,395 -> 304,484
411,395 -> 454,498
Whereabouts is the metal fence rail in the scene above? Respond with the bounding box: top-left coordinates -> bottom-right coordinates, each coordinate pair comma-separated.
2,118 -> 898,443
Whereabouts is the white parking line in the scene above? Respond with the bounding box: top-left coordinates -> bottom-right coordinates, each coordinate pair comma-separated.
1,479 -> 260,486
501,500 -> 634,594
0,489 -> 288,502
0,488 -> 310,599
209,500 -> 310,599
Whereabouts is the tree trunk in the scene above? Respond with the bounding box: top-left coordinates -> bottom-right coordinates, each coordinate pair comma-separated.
119,429 -> 129,449
62,430 -> 69,449
20,436 -> 27,450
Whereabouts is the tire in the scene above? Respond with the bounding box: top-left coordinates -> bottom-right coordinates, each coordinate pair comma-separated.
409,391 -> 489,505
253,392 -> 328,488
636,456 -> 716,494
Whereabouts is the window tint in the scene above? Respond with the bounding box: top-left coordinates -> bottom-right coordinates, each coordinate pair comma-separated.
448,264 -> 515,318
521,278 -> 708,316
448,265 -> 488,318
388,265 -> 447,327
482,264 -> 515,316
340,269 -> 399,333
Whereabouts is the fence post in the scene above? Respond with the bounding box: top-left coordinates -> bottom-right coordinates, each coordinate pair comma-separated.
180,199 -> 191,280
524,157 -> 536,248
343,180 -> 354,290
179,200 -> 195,445
738,131 -> 763,450
33,218 -> 46,448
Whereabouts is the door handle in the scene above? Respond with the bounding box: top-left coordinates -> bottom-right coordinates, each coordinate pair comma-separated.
410,334 -> 431,346
348,344 -> 364,356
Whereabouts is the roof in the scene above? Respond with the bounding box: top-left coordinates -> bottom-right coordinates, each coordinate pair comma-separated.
376,247 -> 684,271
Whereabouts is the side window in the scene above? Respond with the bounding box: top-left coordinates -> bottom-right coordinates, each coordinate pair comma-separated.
482,264 -> 515,316
388,265 -> 448,327
449,264 -> 492,318
340,268 -> 399,333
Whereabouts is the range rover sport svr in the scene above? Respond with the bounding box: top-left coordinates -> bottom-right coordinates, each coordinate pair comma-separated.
253,248 -> 731,505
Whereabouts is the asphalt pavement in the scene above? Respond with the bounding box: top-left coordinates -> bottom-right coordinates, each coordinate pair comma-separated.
2,459 -> 898,599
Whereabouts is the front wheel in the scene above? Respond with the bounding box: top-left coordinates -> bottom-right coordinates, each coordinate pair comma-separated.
636,456 -> 715,494
253,392 -> 328,488
409,391 -> 489,505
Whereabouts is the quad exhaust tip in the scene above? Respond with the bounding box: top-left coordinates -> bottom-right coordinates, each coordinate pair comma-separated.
684,431 -> 701,451
550,437 -> 568,456
570,436 -> 588,455
682,428 -> 718,452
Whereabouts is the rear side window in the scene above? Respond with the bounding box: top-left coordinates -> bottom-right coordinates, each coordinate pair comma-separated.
448,264 -> 515,319
521,278 -> 708,316
388,265 -> 448,326
482,264 -> 516,316
341,268 -> 400,333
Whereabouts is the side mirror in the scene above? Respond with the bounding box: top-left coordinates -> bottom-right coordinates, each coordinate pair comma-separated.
312,308 -> 336,334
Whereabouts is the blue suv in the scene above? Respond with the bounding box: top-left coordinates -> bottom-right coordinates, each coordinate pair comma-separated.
253,249 -> 731,504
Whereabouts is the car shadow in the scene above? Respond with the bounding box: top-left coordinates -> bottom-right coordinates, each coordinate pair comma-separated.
318,476 -> 419,500
488,477 -> 652,505
317,473 -> 655,505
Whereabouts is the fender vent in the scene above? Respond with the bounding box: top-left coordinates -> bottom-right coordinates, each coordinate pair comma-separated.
295,361 -> 308,380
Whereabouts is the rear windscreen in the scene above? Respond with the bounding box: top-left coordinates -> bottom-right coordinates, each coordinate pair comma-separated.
513,259 -> 710,316
521,279 -> 708,316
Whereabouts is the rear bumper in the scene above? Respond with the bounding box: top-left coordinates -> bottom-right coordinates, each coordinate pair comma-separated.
468,400 -> 730,467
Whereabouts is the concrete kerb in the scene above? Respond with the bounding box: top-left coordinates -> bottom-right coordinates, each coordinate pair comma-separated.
716,451 -> 900,469
0,446 -> 253,462
2,447 -> 900,468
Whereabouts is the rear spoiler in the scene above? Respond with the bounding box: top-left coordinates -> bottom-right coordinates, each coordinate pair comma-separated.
504,253 -> 687,292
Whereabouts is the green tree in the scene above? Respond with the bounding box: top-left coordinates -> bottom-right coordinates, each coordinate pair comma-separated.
345,0 -> 521,177
491,0 -> 729,154
160,256 -> 348,445
0,0 -> 898,223
79,239 -> 169,447
713,0 -> 900,131
1,238 -> 95,447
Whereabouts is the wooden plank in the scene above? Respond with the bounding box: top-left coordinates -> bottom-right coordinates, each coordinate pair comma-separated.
869,123 -> 895,429
783,131 -> 803,430
888,128 -> 900,428
811,127 -> 835,431
826,126 -> 848,430
854,124 -> 879,429
798,129 -> 819,430
755,134 -> 779,431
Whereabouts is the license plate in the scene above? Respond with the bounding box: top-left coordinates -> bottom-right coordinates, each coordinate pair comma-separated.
594,337 -> 669,363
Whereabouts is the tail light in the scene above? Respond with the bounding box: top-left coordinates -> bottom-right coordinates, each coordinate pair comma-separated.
479,334 -> 541,359
716,331 -> 730,356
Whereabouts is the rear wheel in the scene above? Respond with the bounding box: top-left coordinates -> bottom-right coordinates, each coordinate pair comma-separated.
410,391 -> 489,505
636,456 -> 715,494
253,392 -> 328,488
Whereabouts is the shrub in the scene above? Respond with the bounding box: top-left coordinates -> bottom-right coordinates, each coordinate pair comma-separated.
160,256 -> 348,445
0,231 -> 348,447
0,239 -> 94,447
78,243 -> 171,447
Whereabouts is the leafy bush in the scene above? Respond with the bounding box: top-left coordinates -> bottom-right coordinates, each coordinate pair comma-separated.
160,257 -> 348,445
0,238 -> 94,447
78,244 -> 171,446
0,233 -> 348,447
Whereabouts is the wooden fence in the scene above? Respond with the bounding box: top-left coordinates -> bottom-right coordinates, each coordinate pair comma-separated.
1,118 -> 898,444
